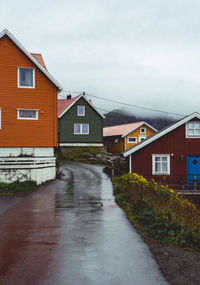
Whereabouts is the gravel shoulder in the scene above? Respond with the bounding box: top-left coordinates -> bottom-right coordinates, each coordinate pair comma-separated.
143,236 -> 200,285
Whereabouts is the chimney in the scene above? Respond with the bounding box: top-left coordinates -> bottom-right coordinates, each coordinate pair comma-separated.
67,94 -> 72,100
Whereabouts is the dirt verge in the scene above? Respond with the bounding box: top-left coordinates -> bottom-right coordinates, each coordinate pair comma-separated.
143,236 -> 200,285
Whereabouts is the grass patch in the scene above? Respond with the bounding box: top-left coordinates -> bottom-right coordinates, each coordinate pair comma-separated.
0,180 -> 38,195
60,147 -> 105,164
112,173 -> 200,251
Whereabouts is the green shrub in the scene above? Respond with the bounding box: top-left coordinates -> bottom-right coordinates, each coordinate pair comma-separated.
112,173 -> 200,250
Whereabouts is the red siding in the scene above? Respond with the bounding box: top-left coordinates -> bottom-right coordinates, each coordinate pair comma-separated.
131,122 -> 200,185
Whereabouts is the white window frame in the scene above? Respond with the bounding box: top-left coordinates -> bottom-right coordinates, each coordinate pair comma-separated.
138,135 -> 147,142
152,154 -> 170,175
140,127 -> 146,134
127,137 -> 137,143
74,123 -> 89,134
186,121 -> 200,138
77,105 -> 85,116
17,67 -> 35,88
17,109 -> 38,120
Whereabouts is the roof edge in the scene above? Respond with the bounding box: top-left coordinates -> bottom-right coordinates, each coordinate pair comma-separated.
121,121 -> 157,138
58,94 -> 105,119
0,29 -> 62,91
123,112 -> 200,157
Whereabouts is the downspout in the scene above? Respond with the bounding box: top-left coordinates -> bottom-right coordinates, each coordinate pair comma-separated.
129,155 -> 132,173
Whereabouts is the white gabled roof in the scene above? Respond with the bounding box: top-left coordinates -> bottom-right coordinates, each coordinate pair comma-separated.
121,121 -> 157,138
0,29 -> 62,91
58,94 -> 105,119
123,112 -> 200,157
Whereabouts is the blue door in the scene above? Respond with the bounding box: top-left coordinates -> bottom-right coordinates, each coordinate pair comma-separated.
187,156 -> 200,190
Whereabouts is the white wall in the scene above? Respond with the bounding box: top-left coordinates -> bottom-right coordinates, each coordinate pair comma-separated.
0,147 -> 54,157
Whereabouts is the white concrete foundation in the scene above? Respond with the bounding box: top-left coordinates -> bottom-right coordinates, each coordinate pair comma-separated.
0,147 -> 56,185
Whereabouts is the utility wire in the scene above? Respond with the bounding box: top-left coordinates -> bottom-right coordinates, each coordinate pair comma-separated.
85,93 -> 185,117
60,90 -> 185,117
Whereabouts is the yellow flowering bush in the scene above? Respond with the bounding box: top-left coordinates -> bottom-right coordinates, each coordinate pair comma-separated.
112,173 -> 200,230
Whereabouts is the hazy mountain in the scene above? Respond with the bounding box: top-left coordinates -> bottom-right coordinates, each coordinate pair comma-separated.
103,109 -> 178,131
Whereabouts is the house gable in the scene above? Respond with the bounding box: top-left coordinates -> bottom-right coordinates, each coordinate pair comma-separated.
59,96 -> 103,144
0,29 -> 62,91
124,112 -> 200,157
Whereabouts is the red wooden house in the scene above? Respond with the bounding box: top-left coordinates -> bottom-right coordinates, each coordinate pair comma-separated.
0,29 -> 62,184
123,112 -> 200,190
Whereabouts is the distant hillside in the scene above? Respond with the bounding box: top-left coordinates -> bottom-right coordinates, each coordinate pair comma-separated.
103,109 -> 178,131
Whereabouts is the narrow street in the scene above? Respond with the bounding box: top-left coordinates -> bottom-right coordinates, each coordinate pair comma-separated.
0,162 -> 167,285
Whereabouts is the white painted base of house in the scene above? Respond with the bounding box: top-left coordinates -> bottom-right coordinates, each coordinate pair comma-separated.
0,167 -> 56,185
0,147 -> 56,185
60,143 -> 104,147
0,147 -> 54,157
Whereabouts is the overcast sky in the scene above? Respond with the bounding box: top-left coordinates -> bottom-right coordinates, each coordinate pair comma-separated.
1,0 -> 200,118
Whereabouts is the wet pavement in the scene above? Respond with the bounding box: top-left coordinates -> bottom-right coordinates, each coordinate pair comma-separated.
0,162 -> 168,285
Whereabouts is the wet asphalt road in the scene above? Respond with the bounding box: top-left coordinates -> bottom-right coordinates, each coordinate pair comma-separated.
0,162 -> 167,285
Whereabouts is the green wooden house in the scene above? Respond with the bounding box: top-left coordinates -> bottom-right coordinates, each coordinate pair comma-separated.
58,94 -> 104,146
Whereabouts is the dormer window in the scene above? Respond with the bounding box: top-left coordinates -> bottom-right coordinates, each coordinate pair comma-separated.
186,121 -> 200,138
18,67 -> 35,88
77,105 -> 85,116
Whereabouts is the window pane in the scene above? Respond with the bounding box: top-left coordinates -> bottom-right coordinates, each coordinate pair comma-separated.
195,129 -> 200,135
162,157 -> 167,162
155,157 -> 160,162
155,162 -> 161,172
74,124 -> 81,134
162,162 -> 167,172
194,123 -> 200,129
128,137 -> 136,143
77,106 -> 85,116
19,110 -> 36,118
19,68 -> 33,87
82,124 -> 89,134
188,129 -> 194,135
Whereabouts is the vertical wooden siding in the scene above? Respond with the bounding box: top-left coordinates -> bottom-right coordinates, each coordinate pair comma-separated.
59,97 -> 103,143
131,123 -> 200,185
0,36 -> 58,147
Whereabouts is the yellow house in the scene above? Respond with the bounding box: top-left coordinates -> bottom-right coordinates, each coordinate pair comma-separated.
103,121 -> 157,153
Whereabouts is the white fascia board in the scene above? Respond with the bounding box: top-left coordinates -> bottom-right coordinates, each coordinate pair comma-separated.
83,95 -> 105,119
121,121 -> 158,138
123,112 -> 200,158
58,95 -> 82,118
0,29 -> 62,91
121,122 -> 144,138
59,94 -> 105,119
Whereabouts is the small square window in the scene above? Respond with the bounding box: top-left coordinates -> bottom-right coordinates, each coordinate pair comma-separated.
140,128 -> 146,134
17,109 -> 38,120
77,106 -> 85,116
186,121 -> 200,138
18,68 -> 35,88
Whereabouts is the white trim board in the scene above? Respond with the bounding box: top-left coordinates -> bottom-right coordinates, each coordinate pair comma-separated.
0,29 -> 62,91
59,143 -> 104,147
121,121 -> 157,138
123,112 -> 200,157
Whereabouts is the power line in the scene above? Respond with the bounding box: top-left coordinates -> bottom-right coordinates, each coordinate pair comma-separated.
60,90 -> 185,117
85,93 -> 185,117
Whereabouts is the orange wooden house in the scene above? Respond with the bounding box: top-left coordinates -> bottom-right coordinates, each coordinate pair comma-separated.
103,121 -> 157,153
0,29 -> 62,184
